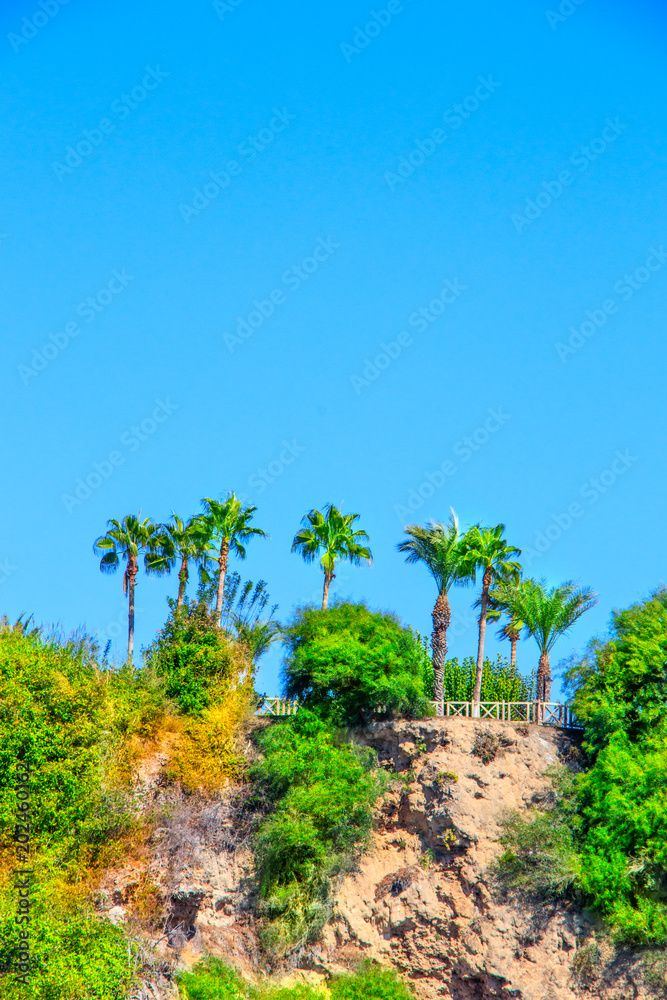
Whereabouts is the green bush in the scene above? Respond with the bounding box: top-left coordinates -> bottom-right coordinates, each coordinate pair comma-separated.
330,963 -> 414,999
493,807 -> 580,897
0,899 -> 135,1000
177,957 -> 414,999
251,712 -> 383,953
282,602 -> 429,726
430,654 -> 533,703
0,620 -> 143,998
499,588 -> 667,944
145,597 -> 249,715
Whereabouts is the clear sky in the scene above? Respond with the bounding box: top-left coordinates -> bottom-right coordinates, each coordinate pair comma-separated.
2,0 -> 666,698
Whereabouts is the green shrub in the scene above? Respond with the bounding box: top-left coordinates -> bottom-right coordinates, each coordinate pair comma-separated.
145,597 -> 250,715
0,898 -> 135,1000
251,713 -> 384,953
493,808 -> 579,897
496,588 -> 667,944
330,963 -> 414,999
435,654 -> 533,703
177,957 -> 414,999
566,586 -> 667,753
282,602 -> 429,726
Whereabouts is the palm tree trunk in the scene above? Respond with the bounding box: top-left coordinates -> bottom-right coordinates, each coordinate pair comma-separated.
215,539 -> 229,625
472,569 -> 492,717
431,590 -> 451,714
537,651 -> 551,704
126,557 -> 138,668
177,556 -> 188,609
322,571 -> 334,610
510,636 -> 517,670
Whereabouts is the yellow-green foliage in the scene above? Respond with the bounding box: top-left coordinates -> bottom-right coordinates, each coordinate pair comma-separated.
177,958 -> 415,999
0,612 -> 254,998
169,687 -> 252,792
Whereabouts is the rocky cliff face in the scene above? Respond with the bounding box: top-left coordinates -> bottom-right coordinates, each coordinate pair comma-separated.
102,718 -> 658,1000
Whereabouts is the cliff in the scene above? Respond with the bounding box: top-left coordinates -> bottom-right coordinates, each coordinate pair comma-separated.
101,717 -> 659,1000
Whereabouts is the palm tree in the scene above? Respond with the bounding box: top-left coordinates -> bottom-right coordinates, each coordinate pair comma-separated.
397,512 -> 475,709
93,514 -> 161,667
462,524 -> 521,717
200,494 -> 267,626
490,579 -> 526,670
498,578 -> 598,702
147,514 -> 214,609
219,572 -> 283,665
291,503 -> 372,610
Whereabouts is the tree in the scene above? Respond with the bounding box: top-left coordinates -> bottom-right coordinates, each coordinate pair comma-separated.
93,514 -> 161,667
291,504 -> 372,610
147,514 -> 214,609
282,602 -> 429,725
219,572 -> 283,665
489,579 -> 527,670
500,578 -> 598,702
397,513 -> 475,709
200,495 -> 267,626
462,524 -> 521,717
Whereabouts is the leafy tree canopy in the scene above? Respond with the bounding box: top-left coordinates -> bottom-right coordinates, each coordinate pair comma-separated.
282,602 -> 430,725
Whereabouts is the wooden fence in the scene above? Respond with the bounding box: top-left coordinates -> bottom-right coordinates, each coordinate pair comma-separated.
256,697 -> 581,728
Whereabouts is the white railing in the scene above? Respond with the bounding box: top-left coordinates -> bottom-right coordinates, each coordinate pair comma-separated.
256,696 -> 300,716
430,700 -> 581,728
255,698 -> 581,728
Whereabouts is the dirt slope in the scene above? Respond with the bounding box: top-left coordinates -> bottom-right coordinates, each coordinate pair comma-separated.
101,718 -> 658,1000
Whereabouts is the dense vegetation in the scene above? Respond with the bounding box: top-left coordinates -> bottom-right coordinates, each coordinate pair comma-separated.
495,587 -> 667,945
0,595 -> 254,998
0,619 -> 148,999
251,711 -> 384,954
282,602 -> 430,725
422,653 -> 535,702
177,958 -> 414,999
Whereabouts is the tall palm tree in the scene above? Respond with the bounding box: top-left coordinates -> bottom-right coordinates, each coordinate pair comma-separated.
93,514 -> 161,667
462,524 -> 521,716
147,514 -> 214,609
498,578 -> 598,702
200,494 -> 267,626
397,512 -> 475,709
291,503 -> 372,610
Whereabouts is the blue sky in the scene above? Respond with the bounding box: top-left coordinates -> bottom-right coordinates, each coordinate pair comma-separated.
1,0 -> 666,697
